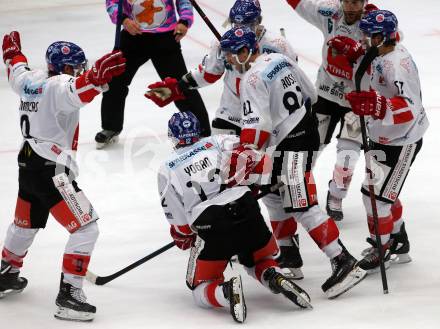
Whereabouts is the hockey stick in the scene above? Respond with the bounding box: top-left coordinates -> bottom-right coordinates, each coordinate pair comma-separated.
86,241 -> 176,286
86,182 -> 283,286
354,46 -> 389,294
113,0 -> 124,50
189,0 -> 222,41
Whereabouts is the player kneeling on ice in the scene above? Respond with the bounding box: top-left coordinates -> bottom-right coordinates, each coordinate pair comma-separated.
146,0 -> 305,281
344,10 -> 429,273
0,31 -> 126,321
158,111 -> 312,324
219,27 -> 367,298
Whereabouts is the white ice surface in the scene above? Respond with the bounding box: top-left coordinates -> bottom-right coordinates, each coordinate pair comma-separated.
0,1 -> 439,328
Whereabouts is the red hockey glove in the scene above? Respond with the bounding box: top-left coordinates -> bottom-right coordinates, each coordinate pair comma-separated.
145,77 -> 186,107
2,31 -> 23,63
227,145 -> 271,187
86,50 -> 126,86
170,226 -> 196,250
364,3 -> 379,14
327,36 -> 365,63
345,90 -> 389,120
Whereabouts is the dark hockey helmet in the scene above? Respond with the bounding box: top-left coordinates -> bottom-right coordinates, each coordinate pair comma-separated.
359,10 -> 398,42
220,27 -> 258,55
229,0 -> 262,27
168,112 -> 201,148
45,41 -> 87,75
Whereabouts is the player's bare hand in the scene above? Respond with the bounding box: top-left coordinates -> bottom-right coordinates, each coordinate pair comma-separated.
123,18 -> 142,36
174,23 -> 188,42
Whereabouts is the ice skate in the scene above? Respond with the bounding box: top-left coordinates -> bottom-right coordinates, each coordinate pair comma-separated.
95,129 -> 120,149
276,235 -> 304,280
0,261 -> 28,299
358,243 -> 391,274
322,249 -> 366,299
54,274 -> 96,322
221,276 -> 246,323
263,267 -> 312,309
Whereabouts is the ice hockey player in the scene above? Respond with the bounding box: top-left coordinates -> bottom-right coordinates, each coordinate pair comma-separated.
157,111 -> 312,323
147,0 -> 305,281
286,0 -> 379,221
219,26 -> 367,298
0,31 -> 126,321
344,10 -> 429,272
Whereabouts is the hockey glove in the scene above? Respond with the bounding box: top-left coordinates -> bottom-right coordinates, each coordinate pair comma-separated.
364,3 -> 380,14
170,226 -> 196,250
145,77 -> 186,107
227,145 -> 271,187
86,50 -> 126,86
345,90 -> 389,120
2,31 -> 23,64
327,36 -> 365,63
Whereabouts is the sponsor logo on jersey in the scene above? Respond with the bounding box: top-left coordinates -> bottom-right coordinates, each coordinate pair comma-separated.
242,117 -> 260,125
23,85 -> 43,95
335,24 -> 352,35
318,7 -> 334,17
168,143 -> 214,168
19,100 -> 39,112
261,46 -> 277,55
228,116 -> 241,123
319,81 -> 346,100
263,60 -> 292,81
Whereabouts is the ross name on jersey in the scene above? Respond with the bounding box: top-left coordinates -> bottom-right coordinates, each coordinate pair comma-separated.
281,73 -> 297,89
184,157 -> 213,176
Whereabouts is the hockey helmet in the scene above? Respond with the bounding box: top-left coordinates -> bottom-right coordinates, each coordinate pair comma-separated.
168,111 -> 201,148
229,0 -> 262,27
359,10 -> 398,42
46,41 -> 87,75
220,27 -> 258,55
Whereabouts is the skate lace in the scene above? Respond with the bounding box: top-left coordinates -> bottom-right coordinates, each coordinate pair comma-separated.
70,286 -> 87,304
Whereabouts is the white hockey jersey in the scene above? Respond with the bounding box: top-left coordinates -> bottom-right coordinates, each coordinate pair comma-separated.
189,27 -> 298,126
287,0 -> 369,107
366,44 -> 429,146
157,135 -> 250,234
239,52 -> 317,149
6,55 -> 105,177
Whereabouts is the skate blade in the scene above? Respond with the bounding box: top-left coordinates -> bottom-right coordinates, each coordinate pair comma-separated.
390,253 -> 412,264
0,288 -> 25,299
281,267 -> 304,280
96,136 -> 119,150
231,276 -> 246,323
54,306 -> 95,322
280,280 -> 313,309
326,266 -> 367,299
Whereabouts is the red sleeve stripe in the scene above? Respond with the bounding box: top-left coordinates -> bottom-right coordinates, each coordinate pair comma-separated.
390,97 -> 408,112
287,0 -> 301,9
203,71 -> 222,83
75,74 -> 101,104
240,128 -> 270,149
393,111 -> 414,124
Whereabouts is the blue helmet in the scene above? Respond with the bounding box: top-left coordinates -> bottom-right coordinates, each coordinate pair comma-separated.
229,0 -> 262,26
359,10 -> 398,42
220,27 -> 258,55
168,112 -> 201,148
45,41 -> 87,74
